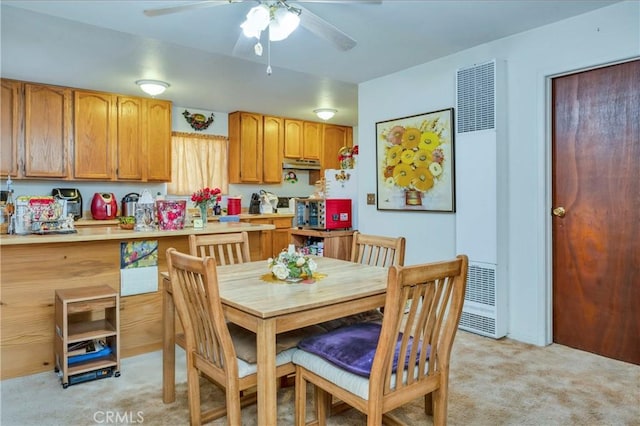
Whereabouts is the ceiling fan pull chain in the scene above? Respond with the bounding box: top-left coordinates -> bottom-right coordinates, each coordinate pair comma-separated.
266,36 -> 272,76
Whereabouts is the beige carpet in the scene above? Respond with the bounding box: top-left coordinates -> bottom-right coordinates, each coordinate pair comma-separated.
1,330 -> 638,425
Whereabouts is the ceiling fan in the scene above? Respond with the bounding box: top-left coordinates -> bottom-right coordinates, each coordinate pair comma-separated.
143,0 -> 382,55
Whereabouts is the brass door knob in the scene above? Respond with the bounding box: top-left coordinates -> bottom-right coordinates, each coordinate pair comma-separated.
552,207 -> 566,217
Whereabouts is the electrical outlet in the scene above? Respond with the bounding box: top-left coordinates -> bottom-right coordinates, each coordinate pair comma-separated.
366,193 -> 375,205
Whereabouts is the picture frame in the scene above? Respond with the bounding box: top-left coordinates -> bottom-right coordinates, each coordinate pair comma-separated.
375,108 -> 455,212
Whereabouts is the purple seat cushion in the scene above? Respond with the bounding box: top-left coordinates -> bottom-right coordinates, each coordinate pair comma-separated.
297,322 -> 428,377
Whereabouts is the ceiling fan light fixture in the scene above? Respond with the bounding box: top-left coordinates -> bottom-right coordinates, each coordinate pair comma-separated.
314,108 -> 337,121
135,80 -> 169,96
269,8 -> 300,41
241,4 -> 270,39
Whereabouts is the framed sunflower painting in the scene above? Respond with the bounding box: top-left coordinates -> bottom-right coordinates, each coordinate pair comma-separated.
376,108 -> 455,212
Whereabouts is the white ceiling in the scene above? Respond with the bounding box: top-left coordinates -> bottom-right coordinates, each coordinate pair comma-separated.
0,0 -> 619,126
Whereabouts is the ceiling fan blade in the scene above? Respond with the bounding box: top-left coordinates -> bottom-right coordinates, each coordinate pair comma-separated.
297,4 -> 357,51
293,1 -> 381,3
143,1 -> 242,17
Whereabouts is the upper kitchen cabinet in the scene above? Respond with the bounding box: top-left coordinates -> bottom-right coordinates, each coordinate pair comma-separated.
283,119 -> 303,159
322,124 -> 353,171
23,83 -> 72,178
145,99 -> 172,181
229,111 -> 264,183
1,80 -> 21,177
75,92 -> 171,181
229,112 -> 283,184
302,121 -> 322,160
283,119 -> 321,160
116,96 -> 144,180
262,115 -> 284,183
74,90 -> 116,180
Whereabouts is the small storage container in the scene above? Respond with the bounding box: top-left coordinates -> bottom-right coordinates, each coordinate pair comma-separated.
156,200 -> 186,230
227,197 -> 241,216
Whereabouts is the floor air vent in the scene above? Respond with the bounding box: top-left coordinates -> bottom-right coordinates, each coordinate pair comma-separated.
459,261 -> 506,338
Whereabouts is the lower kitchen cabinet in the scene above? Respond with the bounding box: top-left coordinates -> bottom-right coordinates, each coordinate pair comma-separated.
240,216 -> 293,260
289,228 -> 355,261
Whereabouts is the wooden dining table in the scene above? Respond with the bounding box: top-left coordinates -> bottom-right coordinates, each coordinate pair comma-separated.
162,256 -> 388,426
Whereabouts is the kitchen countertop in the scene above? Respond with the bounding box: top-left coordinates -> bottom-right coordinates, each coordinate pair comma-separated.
73,212 -> 294,227
0,222 -> 276,246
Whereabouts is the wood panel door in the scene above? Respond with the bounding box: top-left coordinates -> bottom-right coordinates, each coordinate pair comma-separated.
74,90 -> 116,180
23,83 -> 72,178
284,119 -> 303,158
1,80 -> 21,177
116,96 -> 144,180
302,121 -> 321,160
322,124 -> 352,171
146,99 -> 172,181
552,59 -> 639,364
228,111 -> 263,183
263,115 -> 284,183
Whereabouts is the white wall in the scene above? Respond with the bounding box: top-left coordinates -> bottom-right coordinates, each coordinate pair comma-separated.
357,2 -> 639,345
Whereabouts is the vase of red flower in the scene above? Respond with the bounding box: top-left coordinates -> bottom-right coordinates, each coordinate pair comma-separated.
191,187 -> 222,226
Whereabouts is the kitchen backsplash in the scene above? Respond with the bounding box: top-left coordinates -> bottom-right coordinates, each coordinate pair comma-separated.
7,173 -> 317,217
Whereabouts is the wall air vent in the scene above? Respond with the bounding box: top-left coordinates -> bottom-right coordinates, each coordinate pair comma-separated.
459,261 -> 504,338
456,60 -> 496,133
455,58 -> 507,339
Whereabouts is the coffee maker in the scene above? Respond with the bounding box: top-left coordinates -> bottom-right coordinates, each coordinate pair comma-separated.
52,188 -> 82,220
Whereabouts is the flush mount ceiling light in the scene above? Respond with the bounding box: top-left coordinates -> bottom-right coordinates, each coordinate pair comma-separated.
314,108 -> 337,120
135,80 -> 170,96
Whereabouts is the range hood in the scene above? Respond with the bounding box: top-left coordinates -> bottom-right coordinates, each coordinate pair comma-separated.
282,158 -> 322,170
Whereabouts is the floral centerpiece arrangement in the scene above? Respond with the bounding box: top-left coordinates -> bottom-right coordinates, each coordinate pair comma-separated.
268,250 -> 317,282
191,187 -> 221,218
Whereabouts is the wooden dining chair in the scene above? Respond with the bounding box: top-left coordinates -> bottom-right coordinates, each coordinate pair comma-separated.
188,231 -> 250,265
293,255 -> 469,426
320,232 -> 406,334
166,248 -> 297,425
350,231 -> 406,268
175,232 -> 252,352
188,231 -> 324,389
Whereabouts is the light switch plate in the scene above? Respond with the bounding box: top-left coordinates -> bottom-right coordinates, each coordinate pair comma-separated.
367,193 -> 375,205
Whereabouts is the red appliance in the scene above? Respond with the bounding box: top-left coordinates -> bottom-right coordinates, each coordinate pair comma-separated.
294,198 -> 352,230
91,192 -> 117,220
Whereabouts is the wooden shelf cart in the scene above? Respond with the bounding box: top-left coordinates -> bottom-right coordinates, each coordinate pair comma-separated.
54,285 -> 120,388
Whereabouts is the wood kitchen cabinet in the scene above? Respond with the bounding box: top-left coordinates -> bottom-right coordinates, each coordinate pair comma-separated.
4,78 -> 172,182
1,79 -> 21,177
229,111 -> 283,184
229,111 -> 263,183
145,99 -> 172,181
74,90 -> 116,180
284,119 -> 321,160
262,115 -> 284,184
240,216 -> 293,260
23,83 -> 72,178
116,96 -> 144,180
76,94 -> 171,182
284,119 -> 303,159
322,124 -> 353,171
303,121 -> 322,160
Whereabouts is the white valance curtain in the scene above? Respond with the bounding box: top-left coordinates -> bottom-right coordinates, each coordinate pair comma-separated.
167,132 -> 229,195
